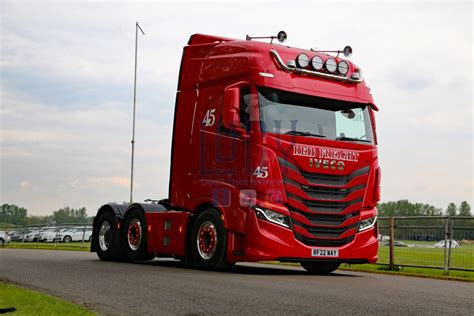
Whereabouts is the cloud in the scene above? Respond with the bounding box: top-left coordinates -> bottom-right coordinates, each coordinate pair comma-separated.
87,177 -> 130,188
0,1 -> 472,215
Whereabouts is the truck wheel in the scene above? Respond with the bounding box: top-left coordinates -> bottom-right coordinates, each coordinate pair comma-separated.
95,211 -> 122,261
189,209 -> 231,269
63,236 -> 72,243
300,262 -> 340,274
122,208 -> 155,262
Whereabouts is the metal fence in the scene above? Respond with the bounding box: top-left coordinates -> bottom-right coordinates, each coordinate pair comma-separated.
0,223 -> 93,250
2,217 -> 473,273
378,216 -> 474,274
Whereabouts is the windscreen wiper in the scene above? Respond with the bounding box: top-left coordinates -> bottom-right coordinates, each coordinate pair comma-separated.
335,136 -> 371,143
285,130 -> 326,138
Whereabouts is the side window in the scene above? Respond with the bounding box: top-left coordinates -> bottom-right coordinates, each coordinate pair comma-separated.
239,88 -> 250,129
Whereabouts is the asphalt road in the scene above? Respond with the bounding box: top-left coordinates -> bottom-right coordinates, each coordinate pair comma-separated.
0,249 -> 473,315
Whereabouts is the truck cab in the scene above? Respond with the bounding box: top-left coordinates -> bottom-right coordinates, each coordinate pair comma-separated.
91,32 -> 380,274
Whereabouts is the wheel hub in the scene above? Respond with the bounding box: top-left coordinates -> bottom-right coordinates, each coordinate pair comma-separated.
197,221 -> 217,260
98,221 -> 111,251
127,218 -> 142,251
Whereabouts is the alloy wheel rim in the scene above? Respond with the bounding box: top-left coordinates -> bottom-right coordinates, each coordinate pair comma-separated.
197,221 -> 217,260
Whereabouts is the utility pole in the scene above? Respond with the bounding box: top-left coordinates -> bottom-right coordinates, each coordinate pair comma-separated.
130,22 -> 145,204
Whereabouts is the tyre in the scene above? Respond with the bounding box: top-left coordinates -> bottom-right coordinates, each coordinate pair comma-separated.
88,235 -> 92,242
0,238 -> 4,247
94,211 -> 123,261
63,236 -> 72,243
122,208 -> 155,262
188,208 -> 231,269
300,261 -> 340,275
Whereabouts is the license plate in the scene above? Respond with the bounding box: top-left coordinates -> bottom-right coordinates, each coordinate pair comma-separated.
311,248 -> 339,257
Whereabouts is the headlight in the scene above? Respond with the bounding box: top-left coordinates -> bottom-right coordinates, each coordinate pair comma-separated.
296,53 -> 309,68
254,207 -> 292,228
325,58 -> 337,73
311,55 -> 324,70
337,61 -> 349,75
358,216 -> 377,232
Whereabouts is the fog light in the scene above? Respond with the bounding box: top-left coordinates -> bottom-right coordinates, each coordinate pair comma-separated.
358,216 -> 377,232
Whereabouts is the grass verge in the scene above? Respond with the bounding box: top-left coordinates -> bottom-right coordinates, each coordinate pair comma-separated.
0,282 -> 95,315
261,261 -> 474,282
339,263 -> 474,282
4,242 -> 90,251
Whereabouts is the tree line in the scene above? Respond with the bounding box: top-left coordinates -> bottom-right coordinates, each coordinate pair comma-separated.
377,200 -> 471,217
0,204 -> 93,226
0,200 -> 471,227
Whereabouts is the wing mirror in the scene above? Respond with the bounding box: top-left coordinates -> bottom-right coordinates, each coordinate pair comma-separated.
222,87 -> 245,135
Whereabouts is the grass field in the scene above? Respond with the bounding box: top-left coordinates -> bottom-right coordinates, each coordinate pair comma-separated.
0,282 -> 95,315
377,241 -> 474,270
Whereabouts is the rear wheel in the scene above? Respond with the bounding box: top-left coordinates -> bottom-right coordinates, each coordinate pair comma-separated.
122,208 -> 155,262
300,261 -> 340,274
189,209 -> 231,269
95,211 -> 123,261
63,236 -> 72,243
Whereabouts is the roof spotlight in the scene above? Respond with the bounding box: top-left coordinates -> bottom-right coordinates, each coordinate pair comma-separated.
325,58 -> 337,73
337,61 -> 349,75
296,53 -> 309,68
343,46 -> 352,58
311,55 -> 324,70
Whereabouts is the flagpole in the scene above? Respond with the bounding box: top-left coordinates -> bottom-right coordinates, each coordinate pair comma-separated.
130,22 -> 145,204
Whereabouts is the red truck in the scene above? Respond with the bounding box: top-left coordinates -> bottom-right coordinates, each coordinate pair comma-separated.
91,32 -> 380,274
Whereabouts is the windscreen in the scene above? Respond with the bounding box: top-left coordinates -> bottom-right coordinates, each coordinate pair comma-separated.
258,87 -> 374,144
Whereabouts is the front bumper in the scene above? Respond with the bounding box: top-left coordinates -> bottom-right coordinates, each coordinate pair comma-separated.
237,209 -> 378,263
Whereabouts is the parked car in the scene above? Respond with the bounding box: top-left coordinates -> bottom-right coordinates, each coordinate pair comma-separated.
22,228 -> 40,242
57,227 -> 93,242
434,240 -> 460,248
7,230 -> 25,242
0,231 -> 11,246
383,240 -> 410,247
39,228 -> 65,242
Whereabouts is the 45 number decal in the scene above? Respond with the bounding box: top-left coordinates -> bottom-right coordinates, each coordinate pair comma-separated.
253,166 -> 269,179
202,108 -> 216,127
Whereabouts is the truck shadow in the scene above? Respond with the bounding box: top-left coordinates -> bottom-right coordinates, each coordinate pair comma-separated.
139,259 -> 359,277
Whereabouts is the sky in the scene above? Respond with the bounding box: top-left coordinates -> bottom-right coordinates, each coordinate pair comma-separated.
0,1 -> 472,216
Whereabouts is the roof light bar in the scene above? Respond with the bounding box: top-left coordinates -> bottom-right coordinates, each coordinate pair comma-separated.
269,49 -> 362,84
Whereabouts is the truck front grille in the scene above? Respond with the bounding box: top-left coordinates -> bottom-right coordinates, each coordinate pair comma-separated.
279,157 -> 369,247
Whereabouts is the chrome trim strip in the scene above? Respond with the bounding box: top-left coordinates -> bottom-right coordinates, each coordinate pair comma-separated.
270,49 -> 363,84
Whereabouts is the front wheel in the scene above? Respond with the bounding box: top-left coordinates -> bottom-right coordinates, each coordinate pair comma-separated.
300,261 -> 340,274
63,236 -> 72,243
189,209 -> 232,269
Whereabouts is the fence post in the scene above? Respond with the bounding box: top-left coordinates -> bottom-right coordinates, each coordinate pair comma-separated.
81,224 -> 86,248
389,216 -> 395,270
447,217 -> 453,275
443,217 -> 449,275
